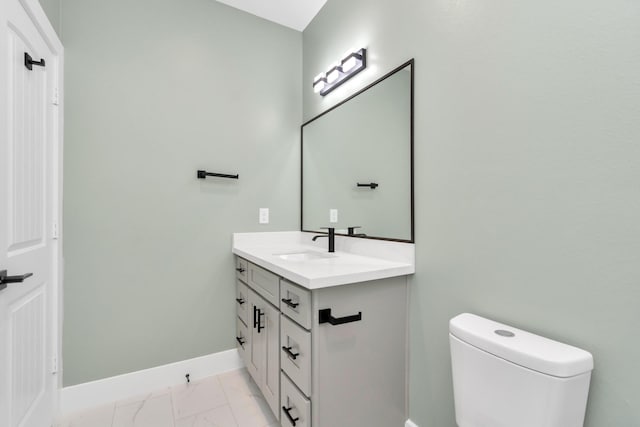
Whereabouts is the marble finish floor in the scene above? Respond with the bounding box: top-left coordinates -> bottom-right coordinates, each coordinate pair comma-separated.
55,369 -> 279,427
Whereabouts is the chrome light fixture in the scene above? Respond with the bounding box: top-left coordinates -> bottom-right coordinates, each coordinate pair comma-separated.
314,48 -> 367,96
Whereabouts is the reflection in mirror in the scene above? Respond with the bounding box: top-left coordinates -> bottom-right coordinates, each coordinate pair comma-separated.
302,60 -> 414,242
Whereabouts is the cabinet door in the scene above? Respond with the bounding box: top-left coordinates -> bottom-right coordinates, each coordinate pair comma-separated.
247,289 -> 265,385
247,289 -> 281,420
260,301 -> 280,419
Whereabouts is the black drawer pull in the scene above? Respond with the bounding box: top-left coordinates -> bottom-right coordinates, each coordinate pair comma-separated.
235,298 -> 245,305
318,308 -> 362,325
281,298 -> 299,309
256,308 -> 265,333
282,406 -> 299,426
253,305 -> 258,328
282,346 -> 299,360
236,267 -> 245,273
236,336 -> 245,346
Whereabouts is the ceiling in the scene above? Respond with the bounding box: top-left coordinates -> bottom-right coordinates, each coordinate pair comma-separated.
214,0 -> 327,31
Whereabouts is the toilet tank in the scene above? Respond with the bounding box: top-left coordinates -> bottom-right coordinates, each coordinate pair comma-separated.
450,313 -> 593,427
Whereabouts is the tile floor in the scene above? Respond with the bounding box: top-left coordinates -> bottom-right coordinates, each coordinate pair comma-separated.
55,369 -> 279,427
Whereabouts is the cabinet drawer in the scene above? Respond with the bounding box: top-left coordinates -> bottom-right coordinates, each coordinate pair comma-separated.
281,315 -> 311,397
248,262 -> 280,307
235,257 -> 248,282
281,373 -> 311,427
236,280 -> 249,326
235,317 -> 249,366
280,280 -> 311,330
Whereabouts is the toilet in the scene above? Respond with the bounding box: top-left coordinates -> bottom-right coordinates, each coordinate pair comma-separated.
449,313 -> 594,427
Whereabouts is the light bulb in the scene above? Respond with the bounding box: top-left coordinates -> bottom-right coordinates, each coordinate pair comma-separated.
326,67 -> 340,84
341,55 -> 357,73
313,73 -> 326,93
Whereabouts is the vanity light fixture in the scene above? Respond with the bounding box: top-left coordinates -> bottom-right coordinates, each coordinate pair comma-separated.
313,73 -> 327,93
314,48 -> 367,96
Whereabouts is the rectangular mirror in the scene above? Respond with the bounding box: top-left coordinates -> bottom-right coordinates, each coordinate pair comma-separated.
302,59 -> 414,242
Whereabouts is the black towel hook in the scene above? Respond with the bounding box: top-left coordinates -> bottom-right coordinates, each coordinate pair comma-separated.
24,52 -> 45,70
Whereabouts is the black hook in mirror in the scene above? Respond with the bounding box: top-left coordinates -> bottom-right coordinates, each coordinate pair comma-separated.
357,182 -> 378,189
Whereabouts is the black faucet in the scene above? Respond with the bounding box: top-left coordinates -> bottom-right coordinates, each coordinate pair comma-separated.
312,227 -> 335,253
347,226 -> 367,237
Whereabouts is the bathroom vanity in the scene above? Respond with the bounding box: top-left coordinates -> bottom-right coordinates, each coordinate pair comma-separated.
232,231 -> 414,427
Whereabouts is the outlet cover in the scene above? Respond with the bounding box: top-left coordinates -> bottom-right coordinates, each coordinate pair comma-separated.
259,208 -> 269,224
330,209 -> 338,223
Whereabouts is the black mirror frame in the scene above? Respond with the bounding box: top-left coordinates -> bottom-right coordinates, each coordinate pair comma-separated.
301,58 -> 415,243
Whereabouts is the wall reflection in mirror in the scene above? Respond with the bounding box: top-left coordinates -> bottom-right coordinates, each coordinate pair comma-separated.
302,59 -> 414,242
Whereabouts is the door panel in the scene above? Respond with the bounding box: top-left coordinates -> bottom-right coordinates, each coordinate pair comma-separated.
7,25 -> 46,253
10,286 -> 46,424
0,1 -> 58,426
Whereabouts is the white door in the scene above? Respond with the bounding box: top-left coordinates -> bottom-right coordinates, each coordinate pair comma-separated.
0,0 -> 59,426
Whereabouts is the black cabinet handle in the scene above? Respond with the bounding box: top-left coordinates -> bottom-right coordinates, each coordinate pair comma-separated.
235,298 -> 245,305
281,298 -> 299,309
236,267 -> 245,273
253,305 -> 258,329
318,308 -> 362,325
282,406 -> 299,426
282,346 -> 299,360
236,336 -> 245,347
253,307 -> 264,333
0,270 -> 33,292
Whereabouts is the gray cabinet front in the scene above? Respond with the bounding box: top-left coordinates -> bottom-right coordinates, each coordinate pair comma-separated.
245,288 -> 280,419
234,256 -> 408,427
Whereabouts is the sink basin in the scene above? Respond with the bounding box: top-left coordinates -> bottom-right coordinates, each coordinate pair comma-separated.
277,251 -> 336,261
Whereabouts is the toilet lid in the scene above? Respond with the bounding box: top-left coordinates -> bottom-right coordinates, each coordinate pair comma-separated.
450,313 -> 594,378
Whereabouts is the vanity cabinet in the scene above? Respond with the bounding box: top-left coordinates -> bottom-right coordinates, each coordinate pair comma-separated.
234,255 -> 408,427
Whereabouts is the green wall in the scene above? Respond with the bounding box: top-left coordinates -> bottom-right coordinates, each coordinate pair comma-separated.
61,0 -> 301,386
38,0 -> 61,36
304,0 -> 640,426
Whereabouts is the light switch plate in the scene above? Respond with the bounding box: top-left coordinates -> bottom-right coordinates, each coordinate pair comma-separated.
259,208 -> 269,224
330,209 -> 338,223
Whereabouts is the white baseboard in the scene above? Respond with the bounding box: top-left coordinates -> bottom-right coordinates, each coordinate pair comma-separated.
406,420 -> 419,427
60,349 -> 242,415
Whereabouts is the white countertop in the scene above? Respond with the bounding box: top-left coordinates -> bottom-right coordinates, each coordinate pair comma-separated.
232,231 -> 415,289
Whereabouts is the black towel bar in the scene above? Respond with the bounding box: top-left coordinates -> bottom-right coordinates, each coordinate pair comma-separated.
197,170 -> 239,179
357,182 -> 378,189
318,308 -> 362,325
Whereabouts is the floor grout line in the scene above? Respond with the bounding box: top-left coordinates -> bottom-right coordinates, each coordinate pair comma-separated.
219,372 -> 241,427
109,403 -> 115,427
168,386 -> 177,427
